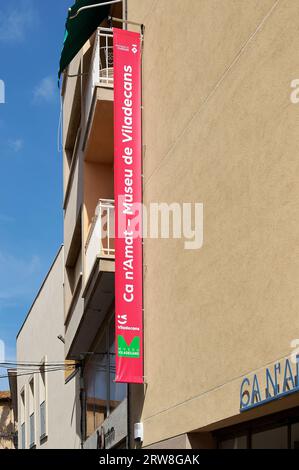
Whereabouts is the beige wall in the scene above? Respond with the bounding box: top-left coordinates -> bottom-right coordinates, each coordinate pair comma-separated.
128,0 -> 299,447
83,162 -> 114,242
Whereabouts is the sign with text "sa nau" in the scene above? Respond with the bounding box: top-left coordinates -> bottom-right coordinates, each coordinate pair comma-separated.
113,28 -> 143,384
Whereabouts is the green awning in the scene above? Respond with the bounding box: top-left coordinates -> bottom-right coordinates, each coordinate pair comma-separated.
59,0 -> 110,80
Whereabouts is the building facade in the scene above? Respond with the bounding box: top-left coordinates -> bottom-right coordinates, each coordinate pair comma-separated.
16,247 -> 81,449
0,392 -> 16,449
61,0 -> 299,449
127,0 -> 299,449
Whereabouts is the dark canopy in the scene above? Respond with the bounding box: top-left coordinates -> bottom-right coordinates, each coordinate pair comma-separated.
59,0 -> 110,80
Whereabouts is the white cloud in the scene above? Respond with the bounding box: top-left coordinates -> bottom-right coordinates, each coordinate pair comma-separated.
0,0 -> 38,44
33,76 -> 56,104
0,344 -> 16,363
8,138 -> 23,153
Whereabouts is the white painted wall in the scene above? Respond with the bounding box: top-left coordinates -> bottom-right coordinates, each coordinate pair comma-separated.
17,247 -> 81,449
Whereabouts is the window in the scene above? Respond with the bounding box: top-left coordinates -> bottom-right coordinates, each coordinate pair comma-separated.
29,378 -> 35,448
65,213 -> 83,322
85,332 -> 108,437
84,314 -> 127,438
251,426 -> 288,449
219,435 -> 247,449
216,407 -> 299,449
291,423 -> 299,449
108,319 -> 126,412
20,390 -> 25,449
66,245 -> 82,298
64,74 -> 81,173
39,365 -> 47,440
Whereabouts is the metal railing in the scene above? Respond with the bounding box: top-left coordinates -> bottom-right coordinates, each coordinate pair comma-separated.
29,413 -> 35,448
98,28 -> 114,87
85,199 -> 115,281
85,27 -> 114,123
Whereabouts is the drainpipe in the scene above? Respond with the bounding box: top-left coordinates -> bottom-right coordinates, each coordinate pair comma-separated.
124,0 -> 128,30
126,383 -> 131,449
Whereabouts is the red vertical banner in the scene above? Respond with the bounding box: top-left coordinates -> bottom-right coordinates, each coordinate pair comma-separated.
113,28 -> 143,384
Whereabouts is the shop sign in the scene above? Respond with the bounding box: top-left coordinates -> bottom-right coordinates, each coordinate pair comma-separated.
240,356 -> 299,411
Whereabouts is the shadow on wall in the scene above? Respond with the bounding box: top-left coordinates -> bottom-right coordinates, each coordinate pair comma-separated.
129,384 -> 145,449
70,371 -> 83,447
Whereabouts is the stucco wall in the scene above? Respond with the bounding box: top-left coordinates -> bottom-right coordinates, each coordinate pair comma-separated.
0,402 -> 15,449
128,0 -> 299,447
17,248 -> 81,449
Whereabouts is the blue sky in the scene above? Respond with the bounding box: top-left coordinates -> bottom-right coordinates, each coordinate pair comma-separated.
0,0 -> 72,389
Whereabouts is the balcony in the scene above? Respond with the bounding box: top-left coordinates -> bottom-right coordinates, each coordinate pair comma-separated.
85,28 -> 114,115
84,28 -> 114,164
85,199 -> 115,284
65,200 -> 115,359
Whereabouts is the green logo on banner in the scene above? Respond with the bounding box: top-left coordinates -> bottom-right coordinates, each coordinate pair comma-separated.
118,335 -> 140,358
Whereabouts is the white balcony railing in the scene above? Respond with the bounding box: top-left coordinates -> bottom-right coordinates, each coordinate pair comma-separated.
85,199 -> 115,282
85,27 -> 114,124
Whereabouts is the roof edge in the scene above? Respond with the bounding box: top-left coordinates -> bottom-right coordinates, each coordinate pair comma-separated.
16,245 -> 64,340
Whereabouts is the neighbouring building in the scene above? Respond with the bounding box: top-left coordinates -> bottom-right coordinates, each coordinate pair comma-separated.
0,392 -> 16,449
16,247 -> 81,449
61,2 -> 128,450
